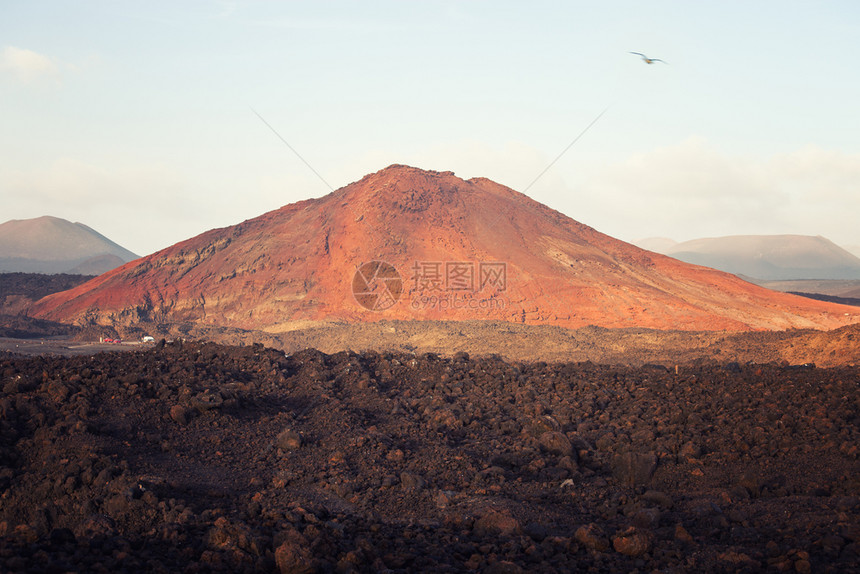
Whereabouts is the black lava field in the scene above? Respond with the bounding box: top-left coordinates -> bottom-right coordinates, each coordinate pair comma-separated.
1,341 -> 859,573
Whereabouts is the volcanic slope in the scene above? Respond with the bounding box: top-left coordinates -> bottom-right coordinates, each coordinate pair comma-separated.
31,165 -> 860,331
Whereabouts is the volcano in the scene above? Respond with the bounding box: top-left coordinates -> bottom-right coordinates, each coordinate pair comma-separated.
30,165 -> 860,332
0,215 -> 138,274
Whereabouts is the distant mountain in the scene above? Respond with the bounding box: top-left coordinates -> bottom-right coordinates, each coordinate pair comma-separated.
31,165 -> 859,332
634,237 -> 678,253
846,245 -> 860,259
637,234 -> 860,280
0,216 -> 138,275
751,279 -> 860,300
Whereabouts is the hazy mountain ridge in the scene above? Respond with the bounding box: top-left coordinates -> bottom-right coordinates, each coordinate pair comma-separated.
752,279 -> 860,299
636,234 -> 860,280
0,216 -> 138,275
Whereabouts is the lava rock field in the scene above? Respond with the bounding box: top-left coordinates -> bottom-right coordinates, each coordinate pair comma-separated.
1,341 -> 858,572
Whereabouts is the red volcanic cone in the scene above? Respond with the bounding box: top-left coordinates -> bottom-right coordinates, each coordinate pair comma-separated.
30,165 -> 860,332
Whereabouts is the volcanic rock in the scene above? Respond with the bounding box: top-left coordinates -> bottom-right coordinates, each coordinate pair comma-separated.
611,452 -> 658,487
169,404 -> 191,425
642,490 -> 673,509
612,526 -> 652,557
538,431 -> 574,457
275,540 -> 317,574
2,342 -> 860,572
474,508 -> 522,536
399,471 -> 425,491
276,429 -> 303,451
575,523 -> 611,552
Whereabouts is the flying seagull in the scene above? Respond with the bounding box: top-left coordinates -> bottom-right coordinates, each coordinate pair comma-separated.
630,52 -> 667,65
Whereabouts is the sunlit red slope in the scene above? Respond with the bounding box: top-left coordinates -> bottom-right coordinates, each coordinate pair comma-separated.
31,165 -> 860,331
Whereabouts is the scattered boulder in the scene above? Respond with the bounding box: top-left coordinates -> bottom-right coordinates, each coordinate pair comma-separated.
538,431 -> 574,457
191,390 -> 224,412
612,526 -> 652,557
475,509 -> 521,537
170,404 -> 191,425
575,523 -> 611,552
206,517 -> 261,555
679,440 -> 701,461
632,507 -> 661,529
275,540 -> 318,574
484,560 -> 525,574
12,524 -> 38,544
674,523 -> 694,544
642,490 -> 673,509
400,471 -> 425,491
276,430 -> 303,451
717,550 -> 760,569
611,452 -> 658,487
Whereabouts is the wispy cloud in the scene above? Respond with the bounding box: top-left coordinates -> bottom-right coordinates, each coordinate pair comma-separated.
246,16 -> 404,33
0,46 -> 60,83
214,0 -> 238,19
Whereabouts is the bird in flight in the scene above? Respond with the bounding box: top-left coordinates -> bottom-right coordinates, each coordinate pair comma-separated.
630,52 -> 667,65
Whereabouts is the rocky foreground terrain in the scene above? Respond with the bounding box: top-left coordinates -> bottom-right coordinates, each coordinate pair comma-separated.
108,319 -> 860,369
1,341 -> 858,572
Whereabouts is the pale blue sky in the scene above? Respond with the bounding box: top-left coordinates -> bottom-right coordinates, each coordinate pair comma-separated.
2,1 -> 859,256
